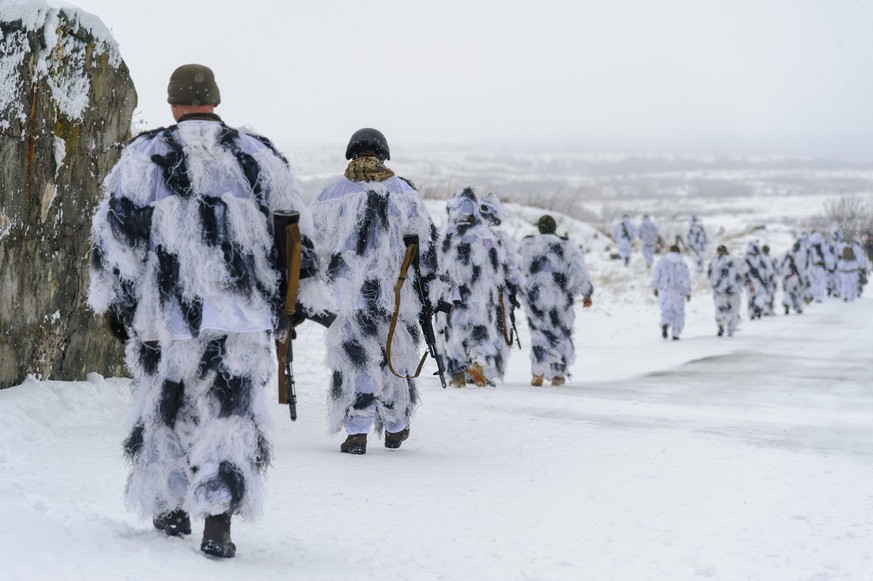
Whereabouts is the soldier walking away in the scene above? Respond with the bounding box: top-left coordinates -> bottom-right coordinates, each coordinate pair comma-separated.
652,244 -> 692,340
836,246 -> 862,302
436,188 -> 510,387
687,215 -> 708,273
612,214 -> 636,267
780,242 -> 806,315
707,245 -> 744,336
518,215 -> 593,386
478,193 -> 526,380
638,214 -> 660,269
310,128 -> 441,455
88,64 -> 327,558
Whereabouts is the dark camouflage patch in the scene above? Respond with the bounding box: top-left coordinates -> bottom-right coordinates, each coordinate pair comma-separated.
139,341 -> 161,376
159,379 -> 185,428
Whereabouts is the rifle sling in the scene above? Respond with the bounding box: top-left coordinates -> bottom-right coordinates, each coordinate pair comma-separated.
386,242 -> 428,380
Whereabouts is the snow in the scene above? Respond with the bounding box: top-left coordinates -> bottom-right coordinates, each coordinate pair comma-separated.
0,0 -> 121,127
2,196 -> 872,578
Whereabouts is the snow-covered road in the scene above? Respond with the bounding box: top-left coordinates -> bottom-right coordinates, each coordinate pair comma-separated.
2,286 -> 871,580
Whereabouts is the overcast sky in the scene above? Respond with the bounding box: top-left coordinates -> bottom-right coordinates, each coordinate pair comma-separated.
71,0 -> 873,156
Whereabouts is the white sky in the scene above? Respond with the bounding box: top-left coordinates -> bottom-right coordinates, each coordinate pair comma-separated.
70,0 -> 873,155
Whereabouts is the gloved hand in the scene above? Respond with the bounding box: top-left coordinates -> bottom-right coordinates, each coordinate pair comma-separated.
653,289 -> 659,297
686,295 -> 691,302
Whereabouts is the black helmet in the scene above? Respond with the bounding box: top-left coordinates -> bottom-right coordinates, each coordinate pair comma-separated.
345,127 -> 390,161
537,215 -> 557,235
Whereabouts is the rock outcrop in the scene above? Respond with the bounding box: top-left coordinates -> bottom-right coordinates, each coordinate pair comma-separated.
0,2 -> 137,388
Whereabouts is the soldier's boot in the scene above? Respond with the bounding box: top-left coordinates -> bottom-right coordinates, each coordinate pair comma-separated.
468,364 -> 488,387
784,305 -> 790,315
717,325 -> 724,337
201,513 -> 235,558
385,428 -> 410,449
340,433 -> 367,454
530,375 -> 544,387
450,373 -> 466,387
550,376 -> 566,386
661,324 -> 669,339
153,509 -> 191,537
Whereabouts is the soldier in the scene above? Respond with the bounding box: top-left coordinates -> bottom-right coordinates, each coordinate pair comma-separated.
687,215 -> 708,273
518,215 -> 593,386
780,242 -> 806,315
478,193 -> 525,379
638,214 -> 660,269
707,245 -> 744,336
88,64 -> 327,558
612,214 -> 636,267
808,231 -> 835,303
760,245 -> 778,315
437,188 -> 510,387
743,241 -> 769,320
652,244 -> 692,340
310,128 -> 440,455
836,246 -> 862,302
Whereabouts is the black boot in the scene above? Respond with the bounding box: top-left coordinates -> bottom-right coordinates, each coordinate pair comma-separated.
153,509 -> 191,537
717,325 -> 724,337
784,305 -> 790,315
201,513 -> 236,558
385,428 -> 410,449
340,433 -> 367,454
661,324 -> 668,339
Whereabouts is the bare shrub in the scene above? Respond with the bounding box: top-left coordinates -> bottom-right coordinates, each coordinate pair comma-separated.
823,195 -> 873,242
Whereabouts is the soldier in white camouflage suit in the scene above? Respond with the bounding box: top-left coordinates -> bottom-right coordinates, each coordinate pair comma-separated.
518,215 -> 593,386
707,245 -> 744,336
743,241 -> 770,320
311,129 -> 440,455
638,214 -> 660,269
612,214 -> 636,267
478,193 -> 526,378
437,188 -> 511,387
88,65 -> 328,558
780,242 -> 806,315
687,215 -> 708,273
652,244 -> 692,340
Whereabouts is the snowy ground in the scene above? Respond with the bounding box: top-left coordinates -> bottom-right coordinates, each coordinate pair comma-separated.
2,228 -> 872,579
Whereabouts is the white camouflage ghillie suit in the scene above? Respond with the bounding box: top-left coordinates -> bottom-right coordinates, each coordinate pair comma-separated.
436,188 -> 511,387
743,241 -> 771,320
707,246 -> 744,336
311,132 -> 439,453
478,192 -> 526,374
612,215 -> 636,267
687,215 -> 708,273
652,246 -> 692,339
808,232 -> 835,303
835,246 -> 862,302
518,215 -> 593,385
638,215 -> 659,268
88,110 -> 325,531
780,243 -> 806,315
760,245 -> 779,315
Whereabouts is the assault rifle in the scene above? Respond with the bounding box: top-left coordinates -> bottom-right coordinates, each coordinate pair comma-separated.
508,299 -> 522,350
386,234 -> 450,388
274,213 -> 338,421
273,211 -> 302,420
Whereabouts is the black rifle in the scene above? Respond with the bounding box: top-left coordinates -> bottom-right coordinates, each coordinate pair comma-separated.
509,305 -> 522,350
403,234 -> 449,388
